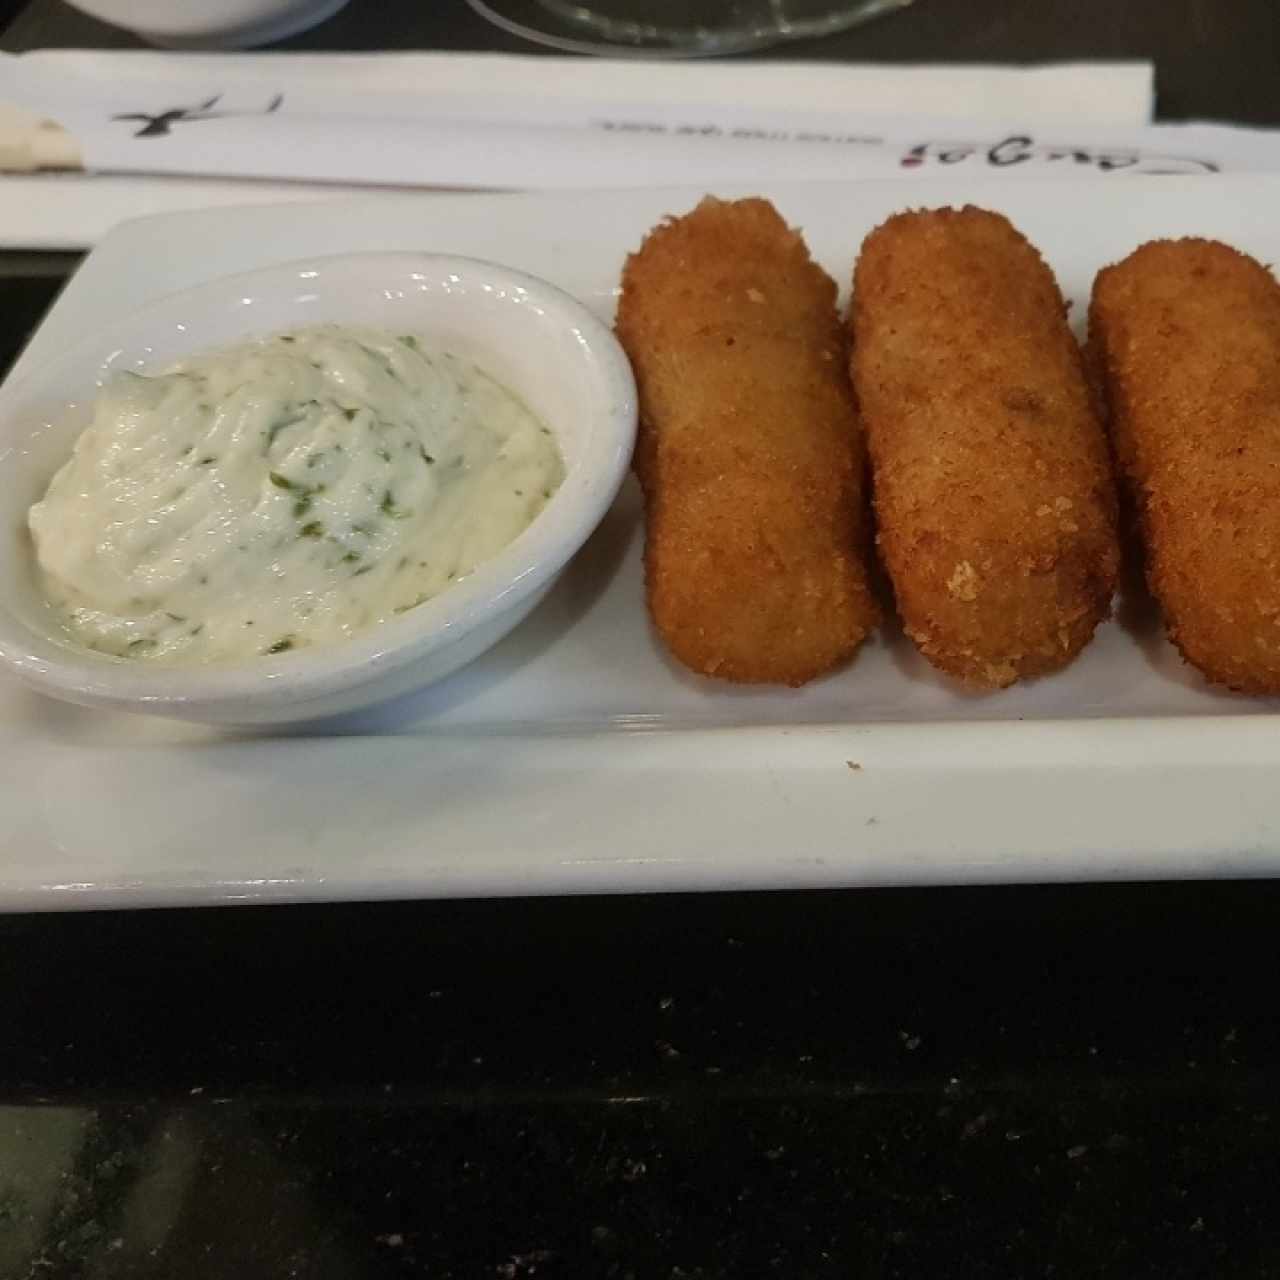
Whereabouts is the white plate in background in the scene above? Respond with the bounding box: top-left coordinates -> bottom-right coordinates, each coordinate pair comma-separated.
3,175 -> 1280,909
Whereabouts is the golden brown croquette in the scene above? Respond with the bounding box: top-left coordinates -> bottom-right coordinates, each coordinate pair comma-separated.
1089,237 -> 1280,694
850,206 -> 1119,688
616,196 -> 878,686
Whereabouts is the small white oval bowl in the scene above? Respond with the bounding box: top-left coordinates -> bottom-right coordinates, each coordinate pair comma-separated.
61,0 -> 351,48
0,253 -> 636,726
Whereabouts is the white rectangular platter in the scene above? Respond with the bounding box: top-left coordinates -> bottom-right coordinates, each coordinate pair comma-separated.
5,175 -> 1280,910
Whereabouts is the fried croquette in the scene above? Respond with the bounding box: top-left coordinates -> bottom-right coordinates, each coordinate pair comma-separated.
849,207 -> 1119,688
1089,238 -> 1280,694
615,196 -> 878,686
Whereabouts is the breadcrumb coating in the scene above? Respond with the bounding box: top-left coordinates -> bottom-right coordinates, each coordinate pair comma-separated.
616,196 -> 878,686
1089,237 -> 1280,694
850,206 -> 1119,688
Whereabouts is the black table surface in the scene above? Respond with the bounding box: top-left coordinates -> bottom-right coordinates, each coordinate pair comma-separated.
3,2 -> 1280,1276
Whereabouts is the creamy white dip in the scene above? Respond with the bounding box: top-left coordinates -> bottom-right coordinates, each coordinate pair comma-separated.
29,325 -> 564,663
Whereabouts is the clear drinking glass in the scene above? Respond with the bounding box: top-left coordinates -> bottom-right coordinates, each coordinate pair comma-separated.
466,0 -> 914,57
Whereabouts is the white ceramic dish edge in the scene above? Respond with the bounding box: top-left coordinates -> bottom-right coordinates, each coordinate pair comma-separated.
61,0 -> 351,47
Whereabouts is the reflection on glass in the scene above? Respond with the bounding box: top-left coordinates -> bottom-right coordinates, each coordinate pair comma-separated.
466,0 -> 915,56
0,1104 -> 353,1275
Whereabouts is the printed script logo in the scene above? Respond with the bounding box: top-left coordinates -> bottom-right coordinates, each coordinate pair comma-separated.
900,134 -> 1219,176
112,93 -> 284,138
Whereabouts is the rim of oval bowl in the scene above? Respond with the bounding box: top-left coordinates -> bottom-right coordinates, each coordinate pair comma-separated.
0,252 -> 638,710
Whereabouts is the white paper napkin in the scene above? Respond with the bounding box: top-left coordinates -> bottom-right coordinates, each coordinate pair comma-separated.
0,51 -> 1185,248
10,117 -> 1280,251
3,51 -> 1156,131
